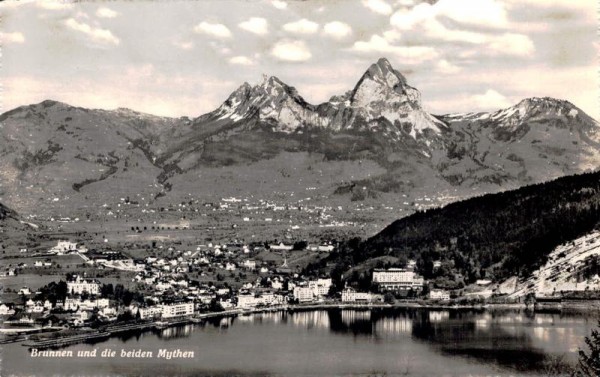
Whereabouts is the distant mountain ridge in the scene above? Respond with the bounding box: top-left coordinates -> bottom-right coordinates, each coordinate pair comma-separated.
1,57 -> 599,228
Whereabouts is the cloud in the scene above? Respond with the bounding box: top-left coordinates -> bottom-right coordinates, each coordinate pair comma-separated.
506,0 -> 594,15
193,22 -> 232,39
388,1 -> 534,57
389,0 -> 509,34
238,17 -> 269,35
37,2 -> 73,10
350,35 -> 438,64
271,0 -> 287,10
393,15 -> 487,44
472,89 -> 512,110
96,7 -> 119,19
487,33 -> 535,57
436,59 -> 460,74
389,0 -> 507,30
323,22 -> 352,40
389,5 -> 487,44
173,40 -> 194,50
434,0 -> 508,28
229,56 -> 255,65
282,19 -> 319,35
271,40 -> 312,62
1,32 -> 26,44
64,18 -> 120,46
362,0 -> 393,15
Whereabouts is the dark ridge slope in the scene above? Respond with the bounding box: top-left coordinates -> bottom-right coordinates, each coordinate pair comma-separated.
336,171 -> 600,283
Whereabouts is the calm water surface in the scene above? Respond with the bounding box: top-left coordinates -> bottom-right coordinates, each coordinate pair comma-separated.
2,308 -> 598,377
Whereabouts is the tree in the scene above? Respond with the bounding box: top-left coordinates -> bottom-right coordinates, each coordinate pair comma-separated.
101,283 -> 114,298
577,321 -> 600,376
293,241 -> 307,250
384,292 -> 395,304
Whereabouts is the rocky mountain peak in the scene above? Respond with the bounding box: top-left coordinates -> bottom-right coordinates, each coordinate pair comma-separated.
487,96 -> 596,130
258,75 -> 285,91
364,57 -> 408,88
349,58 -> 422,112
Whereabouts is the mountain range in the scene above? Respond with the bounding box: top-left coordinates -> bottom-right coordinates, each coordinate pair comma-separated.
1,57 -> 599,231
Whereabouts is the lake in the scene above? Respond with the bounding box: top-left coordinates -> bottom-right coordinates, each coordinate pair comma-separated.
2,308 -> 598,376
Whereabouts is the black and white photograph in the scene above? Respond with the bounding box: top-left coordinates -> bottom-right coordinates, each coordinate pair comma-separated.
1,0 -> 599,375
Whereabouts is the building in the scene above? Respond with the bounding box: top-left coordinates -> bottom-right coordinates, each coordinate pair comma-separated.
242,260 -> 256,270
429,289 -> 451,301
318,245 -> 335,252
67,275 -> 101,295
139,305 -> 164,320
341,288 -> 380,303
49,241 -> 78,254
293,286 -> 314,302
162,302 -> 194,319
236,292 -> 284,309
237,294 -> 262,309
0,303 -> 15,315
309,278 -> 332,297
18,287 -> 31,295
270,242 -> 293,251
372,268 -> 424,292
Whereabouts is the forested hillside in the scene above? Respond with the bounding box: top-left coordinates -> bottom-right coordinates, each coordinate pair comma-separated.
328,172 -> 600,287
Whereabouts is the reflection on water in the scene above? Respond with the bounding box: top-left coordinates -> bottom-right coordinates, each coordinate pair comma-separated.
429,310 -> 450,323
374,315 -> 413,336
290,310 -> 330,330
3,308 -> 597,376
286,308 -> 593,372
158,324 -> 194,340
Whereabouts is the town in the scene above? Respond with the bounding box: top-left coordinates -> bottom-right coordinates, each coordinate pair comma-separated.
0,237 -> 463,346
5,221 -> 597,349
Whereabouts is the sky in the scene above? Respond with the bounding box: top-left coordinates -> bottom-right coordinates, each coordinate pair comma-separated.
1,0 -> 598,119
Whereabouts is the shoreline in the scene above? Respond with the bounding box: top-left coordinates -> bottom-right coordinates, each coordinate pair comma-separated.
11,300 -> 600,350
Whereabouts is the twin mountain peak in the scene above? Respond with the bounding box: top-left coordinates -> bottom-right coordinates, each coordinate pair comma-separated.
205,57 -> 594,140
212,57 -> 444,137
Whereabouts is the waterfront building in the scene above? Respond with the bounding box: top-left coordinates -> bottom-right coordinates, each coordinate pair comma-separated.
429,289 -> 451,301
237,294 -> 262,309
139,305 -> 164,320
308,278 -> 332,297
293,286 -> 314,302
162,302 -> 194,318
341,288 -> 380,302
372,268 -> 424,292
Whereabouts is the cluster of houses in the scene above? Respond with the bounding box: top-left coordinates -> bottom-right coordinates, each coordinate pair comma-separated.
0,275 -> 117,328
1,235 -> 459,333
